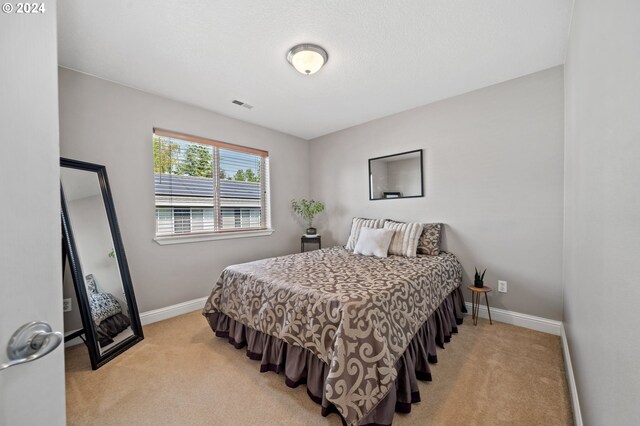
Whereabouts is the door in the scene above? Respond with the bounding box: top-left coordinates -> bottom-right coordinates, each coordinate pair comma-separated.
0,2 -> 66,425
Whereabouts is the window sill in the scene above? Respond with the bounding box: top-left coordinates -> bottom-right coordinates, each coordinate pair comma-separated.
153,228 -> 275,245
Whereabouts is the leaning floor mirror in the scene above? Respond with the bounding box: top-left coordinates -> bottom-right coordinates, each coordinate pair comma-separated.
60,158 -> 143,370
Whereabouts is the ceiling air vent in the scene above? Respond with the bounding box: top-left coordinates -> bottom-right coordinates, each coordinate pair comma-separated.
232,99 -> 254,109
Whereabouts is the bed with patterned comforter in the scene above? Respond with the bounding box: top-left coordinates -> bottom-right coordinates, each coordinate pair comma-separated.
85,274 -> 131,346
203,246 -> 463,425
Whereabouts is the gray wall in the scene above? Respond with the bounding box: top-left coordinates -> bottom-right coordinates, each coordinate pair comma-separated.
59,68 -> 310,313
63,193 -> 128,332
63,258 -> 83,332
370,159 -> 389,199
67,195 -> 123,299
0,1 -> 66,423
563,0 -> 640,423
310,66 -> 565,320
387,157 -> 421,197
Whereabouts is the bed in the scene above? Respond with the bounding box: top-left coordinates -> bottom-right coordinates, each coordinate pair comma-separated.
85,274 -> 131,347
203,246 -> 465,426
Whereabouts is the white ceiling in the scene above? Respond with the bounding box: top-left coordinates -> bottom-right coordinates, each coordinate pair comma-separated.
57,0 -> 573,140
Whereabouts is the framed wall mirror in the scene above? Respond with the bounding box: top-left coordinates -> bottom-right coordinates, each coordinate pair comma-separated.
60,158 -> 143,369
369,149 -> 424,200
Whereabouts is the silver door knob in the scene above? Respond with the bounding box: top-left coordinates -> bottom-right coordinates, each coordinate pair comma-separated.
0,321 -> 63,371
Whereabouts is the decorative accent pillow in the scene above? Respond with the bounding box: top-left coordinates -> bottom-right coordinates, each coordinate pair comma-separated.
85,274 -> 98,294
353,227 -> 395,258
417,223 -> 442,255
84,274 -> 123,325
345,217 -> 386,250
383,221 -> 423,257
88,292 -> 123,325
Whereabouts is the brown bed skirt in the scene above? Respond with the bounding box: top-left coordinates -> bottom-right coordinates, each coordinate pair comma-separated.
97,312 -> 131,347
205,286 -> 466,426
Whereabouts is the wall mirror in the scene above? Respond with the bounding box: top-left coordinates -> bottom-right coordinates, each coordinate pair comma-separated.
60,158 -> 143,369
369,149 -> 424,200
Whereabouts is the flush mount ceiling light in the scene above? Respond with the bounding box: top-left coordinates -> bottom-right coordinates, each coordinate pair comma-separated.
286,44 -> 328,75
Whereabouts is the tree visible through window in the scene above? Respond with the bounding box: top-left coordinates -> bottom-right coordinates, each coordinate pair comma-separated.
153,129 -> 270,237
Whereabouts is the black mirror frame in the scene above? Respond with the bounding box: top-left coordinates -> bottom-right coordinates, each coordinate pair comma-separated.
368,149 -> 424,200
60,158 -> 143,370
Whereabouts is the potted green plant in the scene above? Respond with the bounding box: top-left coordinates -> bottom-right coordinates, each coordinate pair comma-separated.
474,267 -> 486,288
291,199 -> 325,235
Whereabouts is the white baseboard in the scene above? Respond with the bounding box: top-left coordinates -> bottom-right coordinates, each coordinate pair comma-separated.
464,302 -> 561,336
139,296 -> 208,325
64,296 -> 208,347
561,324 -> 583,426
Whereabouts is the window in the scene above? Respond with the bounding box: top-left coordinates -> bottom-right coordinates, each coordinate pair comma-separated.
173,208 -> 192,234
153,129 -> 270,240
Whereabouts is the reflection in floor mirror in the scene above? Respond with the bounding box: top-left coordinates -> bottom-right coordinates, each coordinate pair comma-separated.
60,158 -> 143,370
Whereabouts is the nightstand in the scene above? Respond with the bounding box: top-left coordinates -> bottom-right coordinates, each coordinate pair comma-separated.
467,285 -> 493,326
301,235 -> 321,252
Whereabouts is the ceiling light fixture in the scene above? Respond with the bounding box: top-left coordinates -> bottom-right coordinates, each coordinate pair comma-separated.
286,44 -> 328,75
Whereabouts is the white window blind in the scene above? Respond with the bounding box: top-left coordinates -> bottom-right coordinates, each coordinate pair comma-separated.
153,129 -> 270,237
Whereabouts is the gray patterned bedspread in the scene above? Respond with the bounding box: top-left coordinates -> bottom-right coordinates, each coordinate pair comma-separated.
203,246 -> 462,425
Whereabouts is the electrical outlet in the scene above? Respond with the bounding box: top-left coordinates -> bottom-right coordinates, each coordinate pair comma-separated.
498,280 -> 507,293
63,298 -> 72,312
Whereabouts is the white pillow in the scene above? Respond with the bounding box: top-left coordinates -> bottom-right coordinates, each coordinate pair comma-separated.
353,227 -> 395,258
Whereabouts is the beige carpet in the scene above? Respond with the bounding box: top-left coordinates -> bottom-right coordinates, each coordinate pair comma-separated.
65,311 -> 573,425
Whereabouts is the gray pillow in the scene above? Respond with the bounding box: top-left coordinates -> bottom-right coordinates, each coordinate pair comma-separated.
417,223 -> 442,255
85,274 -> 98,294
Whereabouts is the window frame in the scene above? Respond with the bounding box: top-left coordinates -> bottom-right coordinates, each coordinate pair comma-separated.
152,128 -> 273,245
